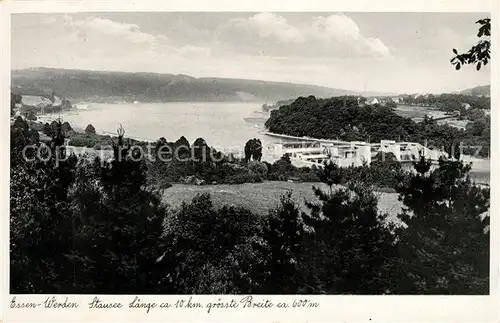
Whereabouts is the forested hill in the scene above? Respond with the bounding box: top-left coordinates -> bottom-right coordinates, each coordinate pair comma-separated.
11,67 -> 388,103
458,85 -> 490,97
264,96 -> 467,149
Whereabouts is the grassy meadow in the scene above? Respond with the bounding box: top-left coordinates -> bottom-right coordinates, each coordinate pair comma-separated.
162,181 -> 403,223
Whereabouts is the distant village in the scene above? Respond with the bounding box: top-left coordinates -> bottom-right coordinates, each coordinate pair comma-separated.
10,91 -> 74,121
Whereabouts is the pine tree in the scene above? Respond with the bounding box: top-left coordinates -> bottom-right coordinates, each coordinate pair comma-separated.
164,193 -> 266,293
10,119 -> 78,293
260,192 -> 305,293
394,156 -> 490,294
72,125 -> 171,293
301,160 -> 396,294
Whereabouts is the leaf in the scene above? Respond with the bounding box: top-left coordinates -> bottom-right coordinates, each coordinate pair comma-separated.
476,62 -> 482,70
453,48 -> 458,54
455,63 -> 461,70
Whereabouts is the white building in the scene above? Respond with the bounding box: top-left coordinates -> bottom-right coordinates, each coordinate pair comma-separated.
461,103 -> 472,110
277,138 -> 447,169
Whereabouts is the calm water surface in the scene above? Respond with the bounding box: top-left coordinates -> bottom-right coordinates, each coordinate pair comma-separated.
53,102 -> 279,160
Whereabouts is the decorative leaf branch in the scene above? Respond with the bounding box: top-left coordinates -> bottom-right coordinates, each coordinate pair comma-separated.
451,18 -> 491,71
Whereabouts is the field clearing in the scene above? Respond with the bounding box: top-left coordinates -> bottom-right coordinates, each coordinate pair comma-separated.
162,181 -> 403,223
394,104 -> 447,119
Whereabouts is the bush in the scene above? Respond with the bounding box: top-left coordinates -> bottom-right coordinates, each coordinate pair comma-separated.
223,173 -> 262,184
29,122 -> 44,132
248,160 -> 268,179
62,122 -> 73,133
85,124 -> 96,135
68,134 -> 98,148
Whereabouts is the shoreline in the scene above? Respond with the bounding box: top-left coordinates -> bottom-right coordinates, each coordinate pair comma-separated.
33,113 -> 491,171
35,111 -> 155,143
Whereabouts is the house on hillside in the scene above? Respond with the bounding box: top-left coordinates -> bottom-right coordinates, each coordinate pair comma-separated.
52,95 -> 62,108
461,103 -> 472,110
391,97 -> 400,104
357,97 -> 367,107
366,97 -> 379,105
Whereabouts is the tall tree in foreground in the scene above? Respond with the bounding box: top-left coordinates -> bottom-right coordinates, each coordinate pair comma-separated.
10,119 -> 78,293
394,156 -> 490,294
260,192 -> 306,293
71,125 -> 171,293
163,193 -> 267,293
244,138 -> 263,162
301,160 -> 396,294
11,93 -> 22,116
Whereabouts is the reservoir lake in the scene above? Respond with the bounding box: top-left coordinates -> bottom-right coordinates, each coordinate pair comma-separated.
50,102 -> 280,161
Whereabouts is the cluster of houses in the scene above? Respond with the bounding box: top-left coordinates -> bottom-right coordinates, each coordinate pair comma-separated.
12,92 -> 71,119
358,96 -> 404,107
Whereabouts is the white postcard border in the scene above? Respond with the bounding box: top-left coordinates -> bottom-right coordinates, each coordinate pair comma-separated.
1,0 -> 499,322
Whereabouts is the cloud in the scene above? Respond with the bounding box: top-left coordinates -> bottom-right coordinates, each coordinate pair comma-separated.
307,14 -> 391,58
45,15 -> 168,50
12,13 -> 489,94
215,13 -> 392,59
13,14 -> 175,72
215,13 -> 304,48
246,12 -> 305,43
175,45 -> 212,58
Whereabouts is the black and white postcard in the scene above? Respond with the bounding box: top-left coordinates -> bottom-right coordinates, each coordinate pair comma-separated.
2,0 -> 498,322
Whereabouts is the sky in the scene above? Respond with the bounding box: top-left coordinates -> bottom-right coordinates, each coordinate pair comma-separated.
11,12 -> 491,94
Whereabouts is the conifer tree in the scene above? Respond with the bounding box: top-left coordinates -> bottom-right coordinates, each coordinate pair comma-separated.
260,192 -> 305,293
10,119 -> 78,293
72,125 -> 171,293
394,156 -> 489,294
302,160 -> 396,294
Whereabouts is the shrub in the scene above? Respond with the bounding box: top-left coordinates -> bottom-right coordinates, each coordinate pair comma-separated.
85,124 -> 96,135
248,160 -> 268,179
68,134 -> 98,148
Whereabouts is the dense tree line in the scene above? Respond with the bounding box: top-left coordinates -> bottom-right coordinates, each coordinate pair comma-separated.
10,93 -> 22,116
398,93 -> 490,110
10,118 -> 489,294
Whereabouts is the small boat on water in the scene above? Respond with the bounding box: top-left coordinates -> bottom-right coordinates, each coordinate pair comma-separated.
244,111 -> 269,124
76,104 -> 89,110
244,117 -> 268,123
